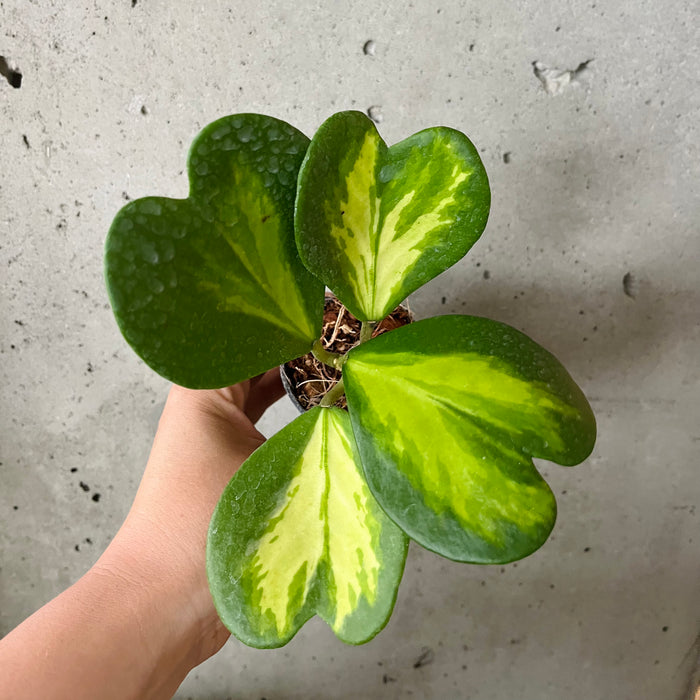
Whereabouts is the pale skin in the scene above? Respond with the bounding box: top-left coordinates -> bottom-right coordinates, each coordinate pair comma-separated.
0,370 -> 285,700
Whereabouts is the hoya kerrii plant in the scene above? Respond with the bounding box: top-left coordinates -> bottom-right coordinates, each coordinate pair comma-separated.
104,110 -> 596,649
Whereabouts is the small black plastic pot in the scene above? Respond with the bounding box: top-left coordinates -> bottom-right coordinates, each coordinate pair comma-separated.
280,295 -> 412,413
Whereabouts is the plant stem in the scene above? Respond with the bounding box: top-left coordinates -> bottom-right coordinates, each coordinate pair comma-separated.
316,314 -> 374,408
320,378 -> 345,407
311,339 -> 346,370
359,321 -> 376,344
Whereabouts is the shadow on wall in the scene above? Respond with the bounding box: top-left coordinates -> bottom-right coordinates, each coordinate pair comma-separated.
416,269 -> 696,389
388,545 -> 700,700
504,146 -> 609,252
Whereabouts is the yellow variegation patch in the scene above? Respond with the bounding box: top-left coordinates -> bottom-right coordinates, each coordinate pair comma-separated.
245,409 -> 381,636
246,421 -> 326,636
351,351 -> 578,456
347,353 -> 560,546
326,130 -> 382,314
326,418 -> 381,627
194,169 -> 316,341
376,162 -> 469,279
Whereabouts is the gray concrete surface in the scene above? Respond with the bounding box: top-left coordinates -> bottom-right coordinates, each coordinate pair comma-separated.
1,1 -> 698,698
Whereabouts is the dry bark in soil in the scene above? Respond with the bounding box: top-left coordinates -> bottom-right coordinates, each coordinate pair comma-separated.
284,295 -> 412,410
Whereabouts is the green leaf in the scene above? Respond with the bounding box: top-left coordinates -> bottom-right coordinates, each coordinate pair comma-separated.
343,315 -> 596,564
104,114 -> 324,389
207,406 -> 408,648
295,110 -> 490,322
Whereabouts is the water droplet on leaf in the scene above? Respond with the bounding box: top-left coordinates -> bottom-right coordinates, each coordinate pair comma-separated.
238,124 -> 254,142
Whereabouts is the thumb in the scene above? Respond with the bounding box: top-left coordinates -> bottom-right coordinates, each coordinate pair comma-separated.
244,368 -> 286,423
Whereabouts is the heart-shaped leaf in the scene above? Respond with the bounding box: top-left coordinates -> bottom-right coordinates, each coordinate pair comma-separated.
105,114 -> 324,389
343,315 -> 596,564
295,111 -> 490,322
207,406 -> 408,648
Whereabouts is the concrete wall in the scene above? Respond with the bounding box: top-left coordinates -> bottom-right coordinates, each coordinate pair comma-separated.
1,1 -> 698,697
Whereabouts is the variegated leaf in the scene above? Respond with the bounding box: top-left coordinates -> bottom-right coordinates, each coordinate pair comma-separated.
343,315 -> 596,564
207,406 -> 408,648
105,114 -> 324,389
295,111 -> 490,321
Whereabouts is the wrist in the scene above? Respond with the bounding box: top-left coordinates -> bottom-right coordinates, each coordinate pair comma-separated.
0,536 -> 225,700
92,519 -> 228,684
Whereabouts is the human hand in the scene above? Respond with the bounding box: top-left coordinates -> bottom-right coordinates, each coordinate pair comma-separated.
94,371 -> 286,672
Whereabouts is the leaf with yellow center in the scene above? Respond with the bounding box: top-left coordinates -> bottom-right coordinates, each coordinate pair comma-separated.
295,111 -> 490,321
344,315 -> 596,563
207,407 -> 408,648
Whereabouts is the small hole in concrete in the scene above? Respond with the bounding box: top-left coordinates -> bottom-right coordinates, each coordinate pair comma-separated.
367,105 -> 383,123
0,56 -> 22,88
